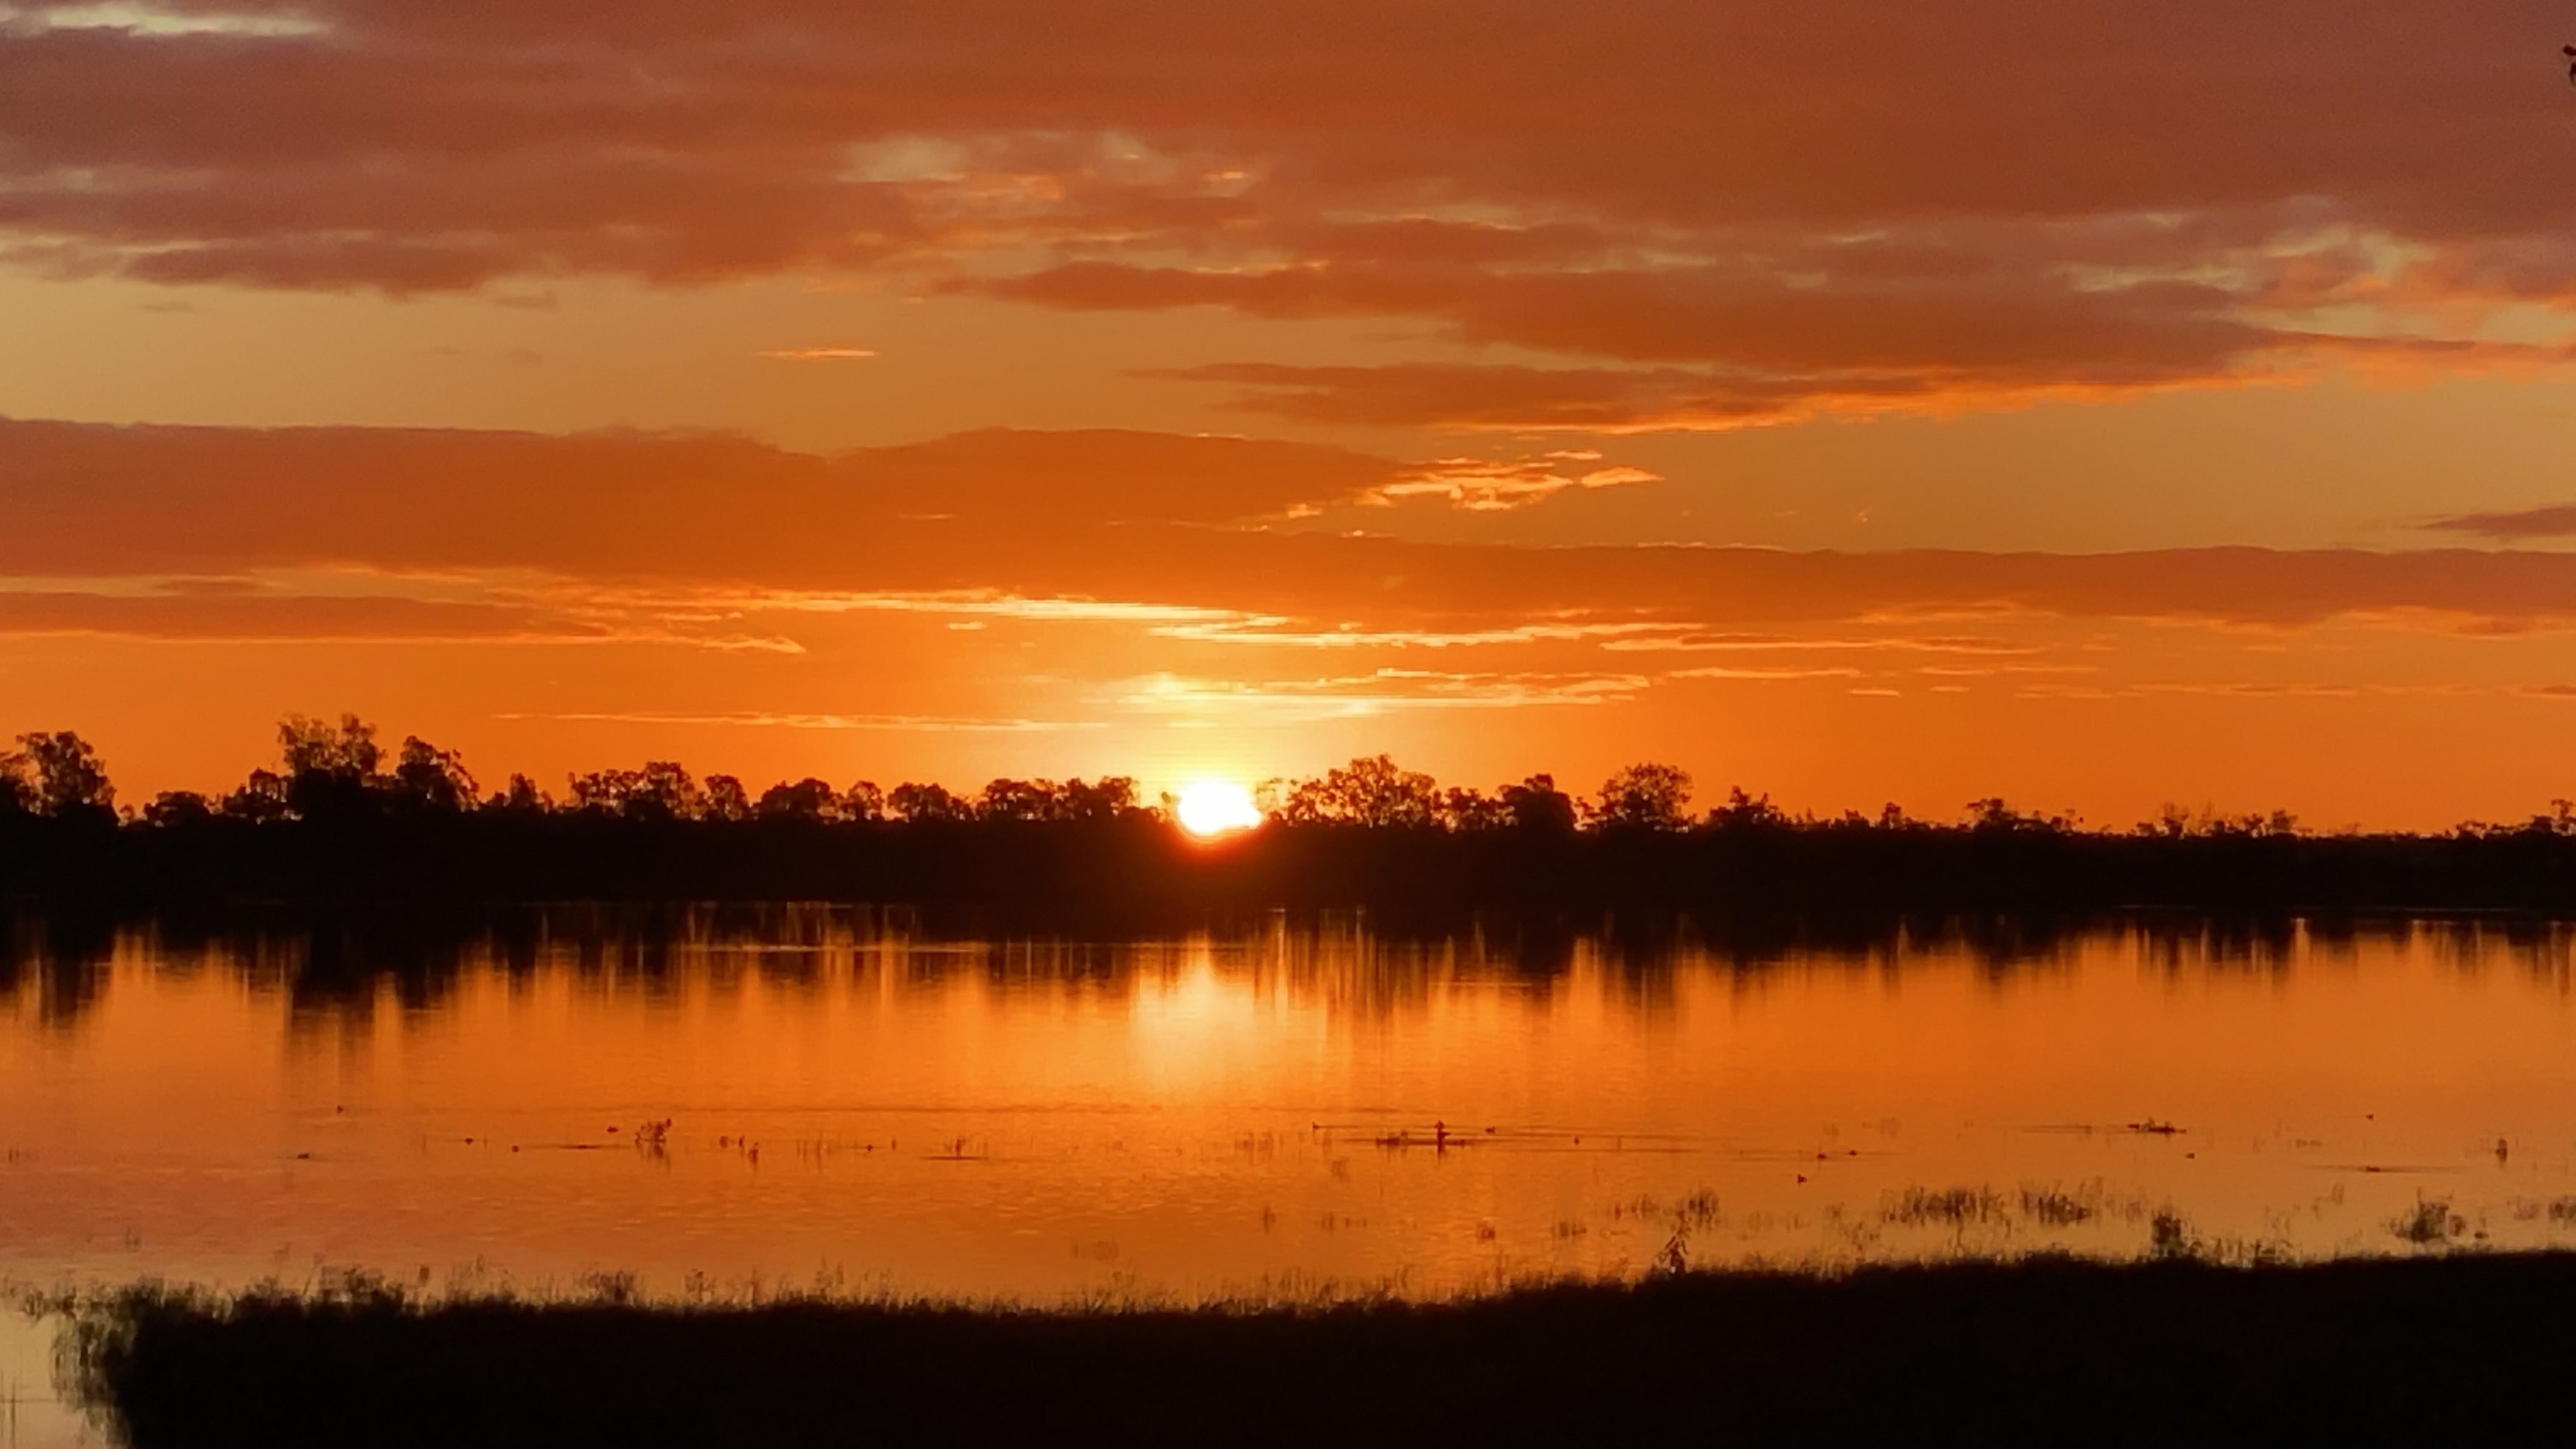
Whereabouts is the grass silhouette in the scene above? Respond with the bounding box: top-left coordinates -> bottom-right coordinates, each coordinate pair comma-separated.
38,1253 -> 2576,1447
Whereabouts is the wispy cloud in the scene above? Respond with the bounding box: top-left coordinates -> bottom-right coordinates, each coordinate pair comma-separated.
757,346 -> 877,361
1360,454 -> 1660,512
0,588 -> 804,651
1,4 -> 328,37
497,711 -> 1097,732
1668,664 -> 1864,681
1603,632 -> 2040,655
569,585 -> 1262,627
1150,619 -> 1671,649
2419,504 -> 2576,542
1119,668 -> 1647,717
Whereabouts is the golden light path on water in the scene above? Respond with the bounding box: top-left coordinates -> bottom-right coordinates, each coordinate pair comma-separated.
7,913 -> 2576,1442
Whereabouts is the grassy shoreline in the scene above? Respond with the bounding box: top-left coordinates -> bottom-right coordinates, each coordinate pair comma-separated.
37,1252 -> 2576,1446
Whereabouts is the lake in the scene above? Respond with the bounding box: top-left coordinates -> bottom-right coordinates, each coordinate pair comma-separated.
8,908 -> 2576,1442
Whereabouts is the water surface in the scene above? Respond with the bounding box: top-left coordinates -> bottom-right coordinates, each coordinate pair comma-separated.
8,910 -> 2576,1441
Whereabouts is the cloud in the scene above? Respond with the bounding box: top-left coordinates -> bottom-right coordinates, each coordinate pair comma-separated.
572,586 -> 1263,628
2420,504 -> 2576,541
14,419 -> 2576,644
1669,665 -> 1864,681
1134,330 -> 2573,435
0,420 -> 1415,575
758,347 -> 876,360
1119,668 -> 1648,717
0,586 -> 810,649
1600,633 -> 2038,655
1362,454 -> 1661,511
1914,663 -> 2100,678
1144,361 -> 1924,433
1149,619 -> 1671,649
4,2 -> 2576,426
497,710 -> 1096,732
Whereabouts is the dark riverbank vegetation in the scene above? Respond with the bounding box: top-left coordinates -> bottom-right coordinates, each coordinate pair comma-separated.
37,1251 -> 2576,1447
12,716 -> 2576,913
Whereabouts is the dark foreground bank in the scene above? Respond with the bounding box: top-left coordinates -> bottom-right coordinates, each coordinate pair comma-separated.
56,1254 -> 2576,1447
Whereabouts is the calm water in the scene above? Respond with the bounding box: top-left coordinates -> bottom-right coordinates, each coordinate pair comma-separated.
9,909 -> 2576,1441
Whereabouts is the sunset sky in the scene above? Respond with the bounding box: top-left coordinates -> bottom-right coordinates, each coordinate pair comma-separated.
7,1 -> 2576,825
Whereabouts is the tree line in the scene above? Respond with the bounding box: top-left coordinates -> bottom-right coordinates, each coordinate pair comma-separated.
5,713 -> 2534,839
15,714 -> 2576,917
0,716 -> 1721,833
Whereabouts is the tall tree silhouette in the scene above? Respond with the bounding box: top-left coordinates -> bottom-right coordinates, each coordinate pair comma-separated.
978,778 -> 1057,822
279,714 -> 381,820
704,775 -> 752,822
1059,777 -> 1139,822
1592,763 -> 1693,831
1280,755 -> 1442,826
392,736 -> 479,813
758,778 -> 842,821
498,774 -> 550,812
220,768 -> 291,822
1498,774 -> 1579,833
889,782 -> 969,822
1709,787 -> 1788,831
7,730 -> 116,820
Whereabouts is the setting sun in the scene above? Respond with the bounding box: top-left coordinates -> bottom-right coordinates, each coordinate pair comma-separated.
1175,779 -> 1263,837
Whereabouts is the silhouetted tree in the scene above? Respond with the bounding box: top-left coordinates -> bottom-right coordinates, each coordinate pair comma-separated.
569,769 -> 644,816
392,736 -> 478,813
889,782 -> 969,823
144,790 -> 215,827
498,774 -> 550,813
1964,798 -> 2073,834
755,778 -> 839,820
703,775 -> 752,822
280,714 -> 381,819
1592,763 -> 1692,831
978,778 -> 1057,822
1709,787 -> 1787,831
2141,803 -> 2195,840
569,764 -> 703,820
1058,776 -> 1136,822
633,762 -> 702,821
1497,774 -> 1579,832
1441,787 -> 1508,831
1280,755 -> 1442,827
221,768 -> 291,822
842,781 -> 886,822
9,730 -> 116,819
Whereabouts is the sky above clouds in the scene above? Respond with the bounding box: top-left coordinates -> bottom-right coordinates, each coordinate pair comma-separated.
6,0 -> 2576,824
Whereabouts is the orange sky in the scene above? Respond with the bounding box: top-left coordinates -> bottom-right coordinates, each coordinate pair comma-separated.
5,0 -> 2576,825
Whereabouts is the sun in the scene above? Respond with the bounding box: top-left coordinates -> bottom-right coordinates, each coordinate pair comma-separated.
1176,779 -> 1263,838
